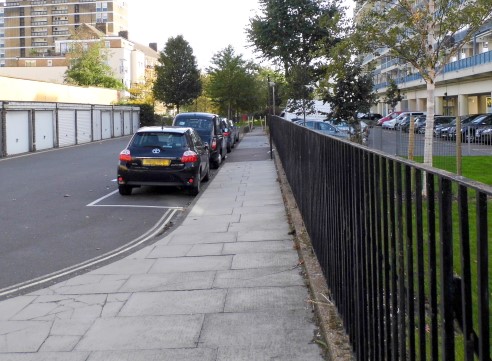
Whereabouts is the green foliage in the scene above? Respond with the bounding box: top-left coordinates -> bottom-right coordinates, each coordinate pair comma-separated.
383,78 -> 403,112
64,41 -> 124,90
153,35 -> 202,113
247,0 -> 341,77
320,39 -> 377,124
205,45 -> 261,118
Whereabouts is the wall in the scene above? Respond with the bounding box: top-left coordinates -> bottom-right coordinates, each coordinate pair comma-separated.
0,75 -> 119,104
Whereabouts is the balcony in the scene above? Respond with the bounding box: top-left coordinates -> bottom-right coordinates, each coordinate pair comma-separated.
32,11 -> 48,15
31,21 -> 48,26
52,10 -> 68,14
32,31 -> 48,36
31,0 -> 47,4
53,20 -> 69,25
443,50 -> 492,72
53,30 -> 69,35
52,0 -> 68,3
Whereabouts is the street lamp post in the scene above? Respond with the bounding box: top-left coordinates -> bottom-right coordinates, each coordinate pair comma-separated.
269,81 -> 275,116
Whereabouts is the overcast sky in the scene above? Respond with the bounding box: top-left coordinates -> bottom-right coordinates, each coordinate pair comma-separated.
126,0 -> 262,70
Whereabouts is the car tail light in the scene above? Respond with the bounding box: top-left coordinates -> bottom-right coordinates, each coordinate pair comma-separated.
223,131 -> 230,137
211,138 -> 217,150
181,150 -> 199,163
119,150 -> 132,162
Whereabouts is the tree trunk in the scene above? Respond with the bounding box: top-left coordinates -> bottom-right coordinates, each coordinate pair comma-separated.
423,79 -> 435,167
408,114 -> 415,160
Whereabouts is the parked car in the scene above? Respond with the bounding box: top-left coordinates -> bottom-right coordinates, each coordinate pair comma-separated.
377,111 -> 403,126
462,114 -> 492,142
229,119 -> 240,143
475,125 -> 492,145
412,115 -> 455,134
382,112 -> 425,130
117,126 -> 210,196
303,119 -> 349,138
441,114 -> 482,140
173,112 -> 226,168
220,118 -> 235,153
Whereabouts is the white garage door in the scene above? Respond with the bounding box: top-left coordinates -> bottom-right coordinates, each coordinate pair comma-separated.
77,110 -> 92,144
123,111 -> 132,135
93,110 -> 102,141
113,111 -> 122,137
58,110 -> 76,147
101,111 -> 112,139
132,111 -> 139,132
6,111 -> 30,155
35,110 -> 54,151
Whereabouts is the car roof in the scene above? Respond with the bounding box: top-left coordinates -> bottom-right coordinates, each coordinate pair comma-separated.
136,126 -> 190,134
174,112 -> 218,120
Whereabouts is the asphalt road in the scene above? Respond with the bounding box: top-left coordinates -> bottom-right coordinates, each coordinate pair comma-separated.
0,136 -> 211,295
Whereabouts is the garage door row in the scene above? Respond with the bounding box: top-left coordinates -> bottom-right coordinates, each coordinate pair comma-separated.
0,101 -> 140,157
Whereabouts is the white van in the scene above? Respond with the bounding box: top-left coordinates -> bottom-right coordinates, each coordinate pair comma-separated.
279,100 -> 331,121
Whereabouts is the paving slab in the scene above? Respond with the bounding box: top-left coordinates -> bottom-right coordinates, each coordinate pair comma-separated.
232,252 -> 299,269
237,229 -> 291,242
149,255 -> 233,274
75,315 -> 204,351
87,348 -> 217,361
213,267 -> 305,288
119,271 -> 215,293
0,353 -> 89,361
224,286 -> 309,312
167,232 -> 237,245
222,240 -> 294,254
198,311 -> 318,348
118,289 -> 226,316
0,320 -> 52,352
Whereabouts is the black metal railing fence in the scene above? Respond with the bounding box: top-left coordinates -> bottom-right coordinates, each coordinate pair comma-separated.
269,115 -> 491,361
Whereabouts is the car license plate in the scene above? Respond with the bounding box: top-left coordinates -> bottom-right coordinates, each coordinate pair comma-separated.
142,159 -> 170,166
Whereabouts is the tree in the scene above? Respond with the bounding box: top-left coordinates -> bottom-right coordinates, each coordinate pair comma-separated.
205,45 -> 261,118
383,78 -> 403,113
247,0 -> 340,77
64,41 -> 123,90
357,0 -> 492,166
153,35 -> 202,114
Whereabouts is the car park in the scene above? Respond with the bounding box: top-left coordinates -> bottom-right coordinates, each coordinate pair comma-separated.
475,126 -> 492,145
117,126 -> 210,196
173,112 -> 227,168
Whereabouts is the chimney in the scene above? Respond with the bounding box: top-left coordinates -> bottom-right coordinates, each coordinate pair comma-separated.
95,23 -> 108,34
119,30 -> 129,40
149,43 -> 158,52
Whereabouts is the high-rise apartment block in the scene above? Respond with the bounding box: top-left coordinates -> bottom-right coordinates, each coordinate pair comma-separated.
355,3 -> 492,117
1,0 -> 128,67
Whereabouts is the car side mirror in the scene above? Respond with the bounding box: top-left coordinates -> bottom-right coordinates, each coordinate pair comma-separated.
204,142 -> 209,149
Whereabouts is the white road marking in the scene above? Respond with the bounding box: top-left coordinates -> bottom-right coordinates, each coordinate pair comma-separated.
86,189 -> 185,210
0,209 -> 179,298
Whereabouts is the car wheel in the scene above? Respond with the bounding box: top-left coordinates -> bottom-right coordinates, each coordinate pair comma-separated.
212,153 -> 222,169
189,174 -> 201,196
118,185 -> 132,196
202,163 -> 210,182
227,143 -> 232,153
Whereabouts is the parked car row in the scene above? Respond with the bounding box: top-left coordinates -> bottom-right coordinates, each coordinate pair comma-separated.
117,112 -> 240,196
378,111 -> 492,144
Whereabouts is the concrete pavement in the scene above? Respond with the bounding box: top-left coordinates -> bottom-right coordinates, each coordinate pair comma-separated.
0,127 -> 326,361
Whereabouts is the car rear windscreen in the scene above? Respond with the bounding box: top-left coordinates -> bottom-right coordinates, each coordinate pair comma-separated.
175,118 -> 213,131
132,132 -> 187,149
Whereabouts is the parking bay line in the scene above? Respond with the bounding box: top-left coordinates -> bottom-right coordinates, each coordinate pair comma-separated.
87,189 -> 185,210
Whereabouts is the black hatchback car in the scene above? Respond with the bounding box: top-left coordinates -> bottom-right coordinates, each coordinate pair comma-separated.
173,112 -> 226,168
117,126 -> 210,196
